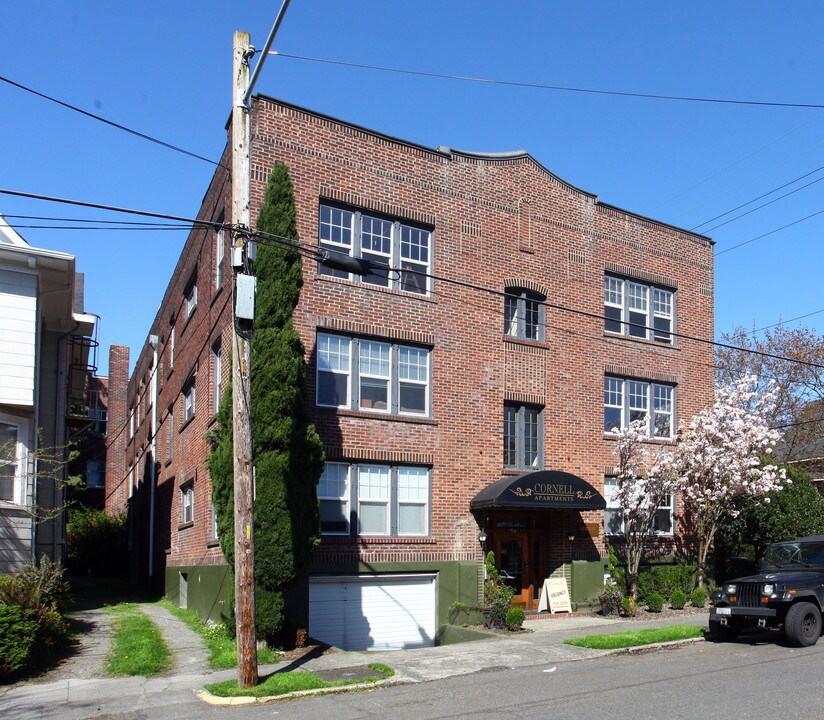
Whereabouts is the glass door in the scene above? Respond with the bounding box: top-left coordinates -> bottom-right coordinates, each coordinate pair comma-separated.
496,532 -> 531,607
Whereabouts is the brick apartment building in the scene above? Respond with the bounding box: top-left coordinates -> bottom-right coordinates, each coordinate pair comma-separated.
106,96 -> 714,650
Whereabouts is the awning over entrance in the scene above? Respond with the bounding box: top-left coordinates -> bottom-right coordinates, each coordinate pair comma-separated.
470,470 -> 606,511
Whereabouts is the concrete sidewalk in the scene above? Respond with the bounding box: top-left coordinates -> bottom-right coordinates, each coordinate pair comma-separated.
0,608 -> 710,718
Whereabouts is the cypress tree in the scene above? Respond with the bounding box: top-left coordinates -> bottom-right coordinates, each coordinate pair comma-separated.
206,162 -> 324,641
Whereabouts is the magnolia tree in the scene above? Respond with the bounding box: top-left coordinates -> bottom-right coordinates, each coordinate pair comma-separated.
675,374 -> 787,588
612,419 -> 679,601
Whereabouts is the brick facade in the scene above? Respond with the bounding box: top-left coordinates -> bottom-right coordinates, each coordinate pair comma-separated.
106,97 -> 713,628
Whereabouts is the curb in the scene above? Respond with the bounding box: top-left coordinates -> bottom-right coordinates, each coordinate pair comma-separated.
196,676 -> 406,705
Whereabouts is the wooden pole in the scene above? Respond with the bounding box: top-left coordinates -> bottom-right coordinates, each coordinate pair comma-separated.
231,29 -> 257,689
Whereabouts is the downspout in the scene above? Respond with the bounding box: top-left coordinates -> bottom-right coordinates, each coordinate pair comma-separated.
148,335 -> 159,579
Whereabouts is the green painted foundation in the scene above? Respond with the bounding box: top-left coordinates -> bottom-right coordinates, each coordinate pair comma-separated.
165,564 -> 232,623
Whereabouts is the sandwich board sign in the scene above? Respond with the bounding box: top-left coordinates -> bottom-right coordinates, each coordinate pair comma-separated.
537,577 -> 572,613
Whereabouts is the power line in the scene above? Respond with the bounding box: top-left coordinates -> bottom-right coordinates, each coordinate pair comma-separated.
692,162 -> 824,231
271,51 -> 824,110
8,186 -> 824,372
715,207 -> 824,257
751,309 -> 824,334
0,75 -> 225,168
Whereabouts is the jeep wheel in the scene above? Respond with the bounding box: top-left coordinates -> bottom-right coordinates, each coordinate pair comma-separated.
784,602 -> 822,647
709,619 -> 740,642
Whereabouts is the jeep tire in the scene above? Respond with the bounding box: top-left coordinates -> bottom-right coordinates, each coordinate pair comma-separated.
784,601 -> 822,647
709,618 -> 740,642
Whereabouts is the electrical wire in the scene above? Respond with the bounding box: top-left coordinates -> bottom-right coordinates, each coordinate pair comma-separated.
715,207 -> 824,257
271,51 -> 824,110
0,74 -> 225,169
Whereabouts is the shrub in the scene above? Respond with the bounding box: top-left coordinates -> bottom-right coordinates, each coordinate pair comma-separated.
66,508 -> 127,576
483,552 -> 515,629
505,607 -> 525,631
670,589 -> 687,609
691,587 -> 707,608
646,592 -> 664,613
0,559 -> 70,613
0,605 -> 38,679
598,584 -> 623,616
621,595 -> 637,617
636,565 -> 696,604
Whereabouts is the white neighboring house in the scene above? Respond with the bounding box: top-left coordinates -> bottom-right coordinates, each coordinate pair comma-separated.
0,216 -> 96,573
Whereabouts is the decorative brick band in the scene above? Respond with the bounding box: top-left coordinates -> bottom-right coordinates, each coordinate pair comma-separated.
461,219 -> 482,237
315,548 -> 479,564
320,185 -> 436,227
504,340 -> 548,356
700,284 -> 713,297
605,261 -> 677,290
603,364 -> 680,385
317,317 -> 435,346
568,248 -> 587,265
324,446 -> 435,465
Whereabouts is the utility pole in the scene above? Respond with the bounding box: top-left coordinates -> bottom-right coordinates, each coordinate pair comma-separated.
231,29 -> 257,689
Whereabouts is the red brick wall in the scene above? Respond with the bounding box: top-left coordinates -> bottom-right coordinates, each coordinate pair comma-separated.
108,97 -> 714,575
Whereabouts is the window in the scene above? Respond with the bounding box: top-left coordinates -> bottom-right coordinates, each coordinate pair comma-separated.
317,203 -> 432,295
182,380 -> 196,424
128,405 -> 135,439
167,405 -> 174,461
604,275 -> 674,343
604,376 -> 674,439
180,482 -> 194,524
603,477 -> 674,536
0,418 -> 27,504
504,288 -> 544,341
210,503 -> 219,540
86,460 -> 105,489
169,328 -> 175,370
212,342 -> 222,415
184,277 -> 198,321
504,403 -> 543,470
318,462 -> 430,537
214,221 -> 226,292
316,332 -> 430,416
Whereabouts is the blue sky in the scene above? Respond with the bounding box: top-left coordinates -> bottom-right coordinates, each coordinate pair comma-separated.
3,1 -> 824,376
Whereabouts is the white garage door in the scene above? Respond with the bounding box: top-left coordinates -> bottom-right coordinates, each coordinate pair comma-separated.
309,574 -> 437,651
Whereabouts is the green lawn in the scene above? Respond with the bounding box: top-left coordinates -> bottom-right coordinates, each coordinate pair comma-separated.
205,663 -> 395,698
563,624 -> 705,650
158,599 -> 279,669
105,603 -> 170,676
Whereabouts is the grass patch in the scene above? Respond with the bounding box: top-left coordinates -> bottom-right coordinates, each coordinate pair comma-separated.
563,624 -> 705,650
205,662 -> 395,698
106,603 -> 170,676
157,599 -> 279,669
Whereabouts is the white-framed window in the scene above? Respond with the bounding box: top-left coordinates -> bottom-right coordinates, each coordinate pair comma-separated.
181,482 -> 194,524
504,403 -> 543,470
0,416 -> 28,505
212,342 -> 222,415
603,477 -> 674,536
169,327 -> 175,370
86,460 -> 105,489
182,379 -> 196,424
504,288 -> 544,342
316,332 -> 430,417
184,277 -> 198,322
210,503 -> 219,540
214,221 -> 226,292
604,275 -> 674,343
128,404 -> 135,439
167,405 -> 174,461
317,203 -> 432,295
604,376 -> 674,439
318,462 -> 430,537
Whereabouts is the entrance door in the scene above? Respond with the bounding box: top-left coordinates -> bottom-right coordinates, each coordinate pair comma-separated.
495,532 -> 531,607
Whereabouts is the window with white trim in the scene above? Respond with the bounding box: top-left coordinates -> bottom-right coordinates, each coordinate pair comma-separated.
318,462 -> 430,537
184,277 -> 198,322
0,417 -> 27,504
212,342 -> 222,415
167,405 -> 174,461
181,482 -> 194,524
86,460 -> 105,489
604,275 -> 674,343
317,203 -> 432,295
316,332 -> 430,416
210,503 -> 219,540
214,220 -> 225,292
169,328 -> 175,370
504,403 -> 543,470
182,379 -> 196,424
603,477 -> 674,536
128,405 -> 135,439
504,288 -> 544,342
604,376 -> 674,439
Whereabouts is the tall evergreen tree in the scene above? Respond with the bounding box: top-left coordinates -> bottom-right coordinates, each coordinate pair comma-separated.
207,162 -> 324,641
